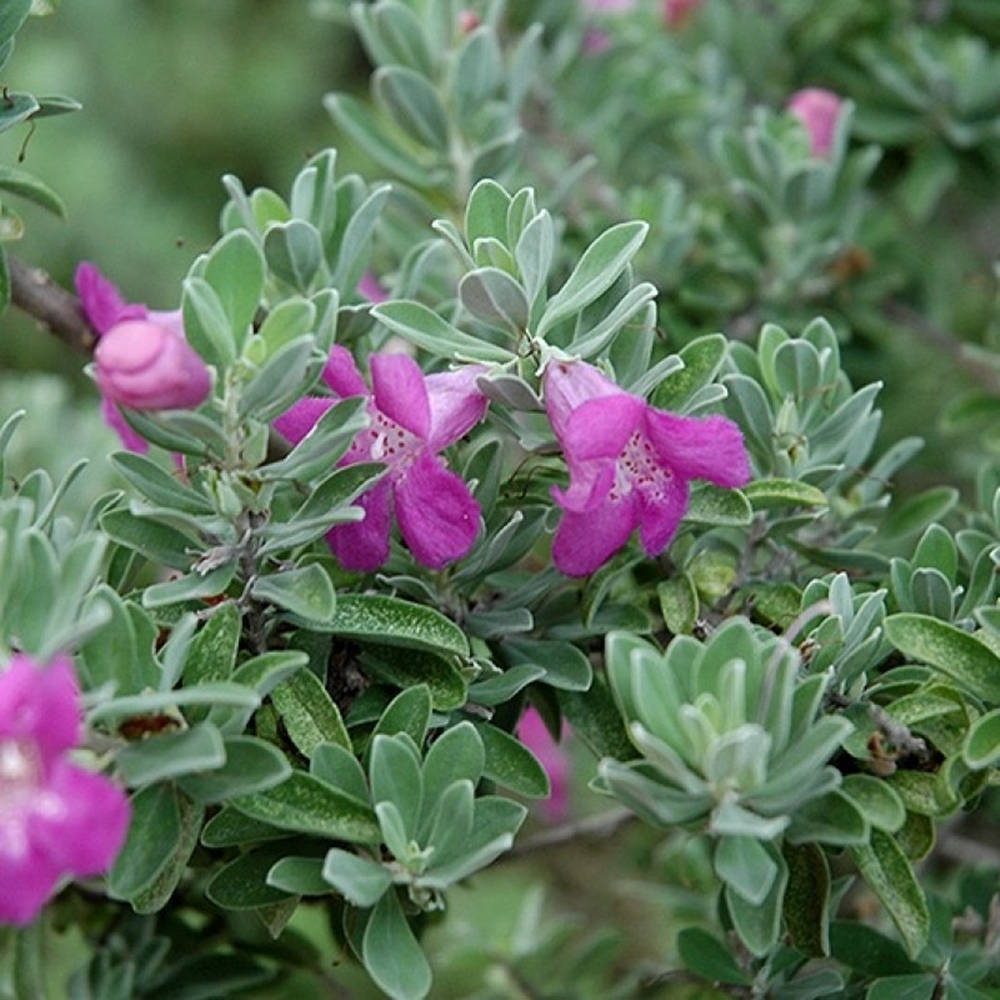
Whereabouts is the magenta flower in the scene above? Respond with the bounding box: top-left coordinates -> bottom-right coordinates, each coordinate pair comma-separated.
787,88 -> 843,159
76,263 -> 211,451
275,348 -> 487,572
583,28 -> 613,55
95,321 -> 212,412
0,655 -> 130,925
544,359 -> 751,576
663,0 -> 703,28
358,271 -> 389,304
517,707 -> 569,823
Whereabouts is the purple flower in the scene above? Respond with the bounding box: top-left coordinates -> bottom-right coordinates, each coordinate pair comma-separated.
543,359 -> 751,576
95,320 -> 212,412
358,272 -> 389,304
0,655 -> 130,925
517,707 -> 569,823
76,264 -> 211,452
583,28 -> 613,55
787,88 -> 843,159
275,348 -> 488,572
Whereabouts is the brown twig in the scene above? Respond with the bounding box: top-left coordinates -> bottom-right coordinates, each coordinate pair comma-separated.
8,253 -> 97,355
7,253 -> 291,461
507,807 -> 635,858
884,298 -> 1000,398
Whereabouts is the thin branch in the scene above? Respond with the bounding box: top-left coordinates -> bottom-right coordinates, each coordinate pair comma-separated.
884,298 -> 1000,398
507,807 -> 635,858
7,253 -> 291,461
8,254 -> 96,355
935,832 -> 1000,869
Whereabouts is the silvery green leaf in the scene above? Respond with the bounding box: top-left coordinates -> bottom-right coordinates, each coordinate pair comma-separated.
372,300 -> 515,363
474,373 -> 543,410
468,663 -> 544,705
322,848 -> 392,907
142,562 -> 236,609
374,66 -> 448,149
257,395 -> 369,482
290,149 -> 338,238
470,130 -> 524,185
204,230 -> 264,350
513,209 -> 553,307
271,667 -> 350,756
117,723 -> 226,786
537,222 -> 649,339
570,282 -> 658,360
715,834 -> 779,906
420,722 -> 484,835
183,275 -> 235,368
453,25 -> 502,123
725,841 -> 788,957
362,890 -> 432,1000
89,682 -> 260,726
370,734 -> 423,839
253,564 -> 335,622
464,179 -> 511,248
330,183 -> 391,292
324,93 -> 446,190
264,220 -> 325,292
459,266 -> 528,330
597,759 -> 712,826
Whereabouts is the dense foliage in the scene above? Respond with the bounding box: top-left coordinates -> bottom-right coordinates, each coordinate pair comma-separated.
2,1 -> 1000,998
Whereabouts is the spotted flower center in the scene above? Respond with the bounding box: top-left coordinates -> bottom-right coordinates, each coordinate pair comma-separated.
363,409 -> 421,471
612,430 -> 672,501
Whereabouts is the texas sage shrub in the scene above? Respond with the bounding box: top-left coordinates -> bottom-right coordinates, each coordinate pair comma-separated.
2,1 -> 1000,998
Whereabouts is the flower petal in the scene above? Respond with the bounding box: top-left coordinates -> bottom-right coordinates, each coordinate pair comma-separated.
425,366 -> 488,450
102,395 -> 150,454
551,491 -> 637,576
274,397 -> 336,446
32,761 -> 130,876
543,359 -> 622,441
0,836 -> 60,925
517,707 -> 569,823
563,394 -> 645,462
394,451 -> 480,569
644,410 -> 751,488
371,353 -> 431,439
358,272 -> 388,303
637,473 -> 690,556
551,457 -> 616,513
322,345 -> 368,398
328,477 -> 393,573
74,262 -> 146,335
0,655 -> 81,769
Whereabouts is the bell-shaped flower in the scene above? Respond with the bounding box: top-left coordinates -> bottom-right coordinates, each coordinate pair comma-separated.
75,263 -> 211,451
544,359 -> 750,576
0,655 -> 130,925
787,88 -> 843,159
275,347 -> 488,572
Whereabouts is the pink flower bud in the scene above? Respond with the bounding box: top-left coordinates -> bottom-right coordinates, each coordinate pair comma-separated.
358,271 -> 388,304
95,317 -> 212,411
583,27 -> 613,55
663,0 -> 703,28
458,10 -> 480,33
787,87 -> 843,158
